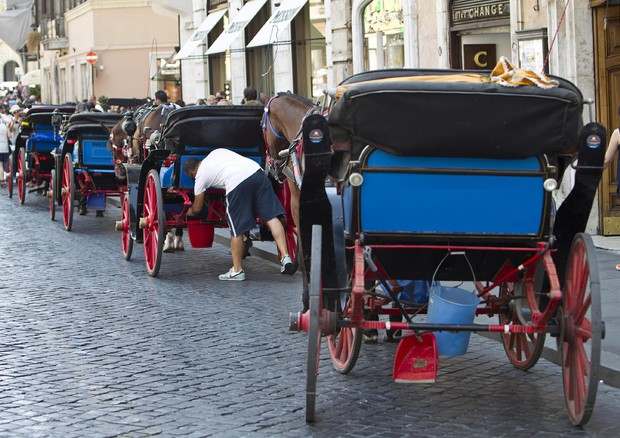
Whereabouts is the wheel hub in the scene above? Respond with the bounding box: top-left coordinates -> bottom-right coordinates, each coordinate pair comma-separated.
563,313 -> 577,345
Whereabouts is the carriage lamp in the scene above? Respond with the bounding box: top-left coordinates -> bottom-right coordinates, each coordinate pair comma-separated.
543,178 -> 558,192
349,172 -> 364,187
308,129 -> 324,143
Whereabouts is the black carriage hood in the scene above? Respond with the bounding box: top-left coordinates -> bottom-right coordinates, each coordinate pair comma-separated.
66,112 -> 122,126
159,106 -> 264,152
24,105 -> 76,126
328,69 -> 584,158
60,113 -> 122,138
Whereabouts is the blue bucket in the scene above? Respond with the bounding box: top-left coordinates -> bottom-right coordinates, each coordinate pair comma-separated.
427,284 -> 479,357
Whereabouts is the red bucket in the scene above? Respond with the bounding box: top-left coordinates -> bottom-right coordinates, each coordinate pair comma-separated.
187,220 -> 215,248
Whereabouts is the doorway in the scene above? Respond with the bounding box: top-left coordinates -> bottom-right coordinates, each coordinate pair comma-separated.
595,3 -> 620,234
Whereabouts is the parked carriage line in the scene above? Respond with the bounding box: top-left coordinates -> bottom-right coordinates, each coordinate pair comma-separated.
2,68 -> 608,427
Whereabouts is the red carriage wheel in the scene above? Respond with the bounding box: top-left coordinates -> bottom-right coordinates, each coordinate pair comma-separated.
326,292 -> 362,374
559,233 -> 602,426
120,193 -> 134,261
49,168 -> 56,221
142,169 -> 165,277
7,152 -> 13,198
61,154 -> 75,231
305,225 -> 323,423
17,147 -> 26,205
499,281 -> 545,370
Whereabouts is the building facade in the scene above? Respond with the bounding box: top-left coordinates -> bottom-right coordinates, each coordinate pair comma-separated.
36,0 -> 179,104
176,0 -> 328,104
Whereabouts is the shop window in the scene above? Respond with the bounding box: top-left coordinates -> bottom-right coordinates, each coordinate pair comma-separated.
363,0 -> 404,70
208,17 -> 228,97
245,0 -> 273,97
292,0 -> 327,99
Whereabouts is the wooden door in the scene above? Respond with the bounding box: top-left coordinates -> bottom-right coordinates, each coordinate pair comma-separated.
595,4 -> 620,234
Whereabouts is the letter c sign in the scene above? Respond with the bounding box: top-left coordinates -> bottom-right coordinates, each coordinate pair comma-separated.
474,51 -> 488,68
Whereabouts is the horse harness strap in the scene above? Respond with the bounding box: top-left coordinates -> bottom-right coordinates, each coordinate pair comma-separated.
262,97 -> 287,142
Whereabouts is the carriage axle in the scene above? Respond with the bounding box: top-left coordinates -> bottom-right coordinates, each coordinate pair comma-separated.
288,310 -> 557,336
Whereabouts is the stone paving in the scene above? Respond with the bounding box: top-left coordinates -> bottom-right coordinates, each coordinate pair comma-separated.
1,193 -> 619,437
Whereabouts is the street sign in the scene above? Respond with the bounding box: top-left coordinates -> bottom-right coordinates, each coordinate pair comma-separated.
86,51 -> 98,65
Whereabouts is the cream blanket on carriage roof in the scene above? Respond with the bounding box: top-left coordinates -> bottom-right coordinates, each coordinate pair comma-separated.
334,57 -> 559,98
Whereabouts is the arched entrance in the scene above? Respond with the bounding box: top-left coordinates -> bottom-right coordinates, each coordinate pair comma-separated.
3,60 -> 19,82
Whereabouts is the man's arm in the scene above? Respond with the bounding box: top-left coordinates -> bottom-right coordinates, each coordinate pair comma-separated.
187,192 -> 206,217
605,129 -> 620,168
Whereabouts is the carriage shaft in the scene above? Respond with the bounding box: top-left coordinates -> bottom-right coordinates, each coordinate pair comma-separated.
358,320 -> 557,335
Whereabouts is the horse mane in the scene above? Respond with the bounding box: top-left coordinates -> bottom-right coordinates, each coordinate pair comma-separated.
277,91 -> 315,107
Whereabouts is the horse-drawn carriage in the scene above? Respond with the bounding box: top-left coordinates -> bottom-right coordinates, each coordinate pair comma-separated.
8,104 -> 75,204
116,105 -> 298,277
50,111 -> 124,230
287,69 -> 606,426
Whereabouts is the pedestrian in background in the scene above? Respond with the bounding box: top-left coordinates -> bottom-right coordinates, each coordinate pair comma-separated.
0,106 -> 11,186
242,87 -> 262,106
603,105 -> 620,270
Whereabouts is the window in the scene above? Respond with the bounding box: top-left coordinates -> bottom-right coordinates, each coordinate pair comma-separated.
292,0 -> 327,99
207,8 -> 227,97
59,67 -> 67,102
3,61 -> 19,82
80,62 -> 90,100
245,1 -> 273,97
363,0 -> 404,70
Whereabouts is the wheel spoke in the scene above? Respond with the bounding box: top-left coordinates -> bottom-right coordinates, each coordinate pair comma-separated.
575,295 -> 591,326
576,318 -> 592,341
339,330 -> 349,363
334,334 -> 343,359
520,334 -> 530,358
576,339 -> 591,378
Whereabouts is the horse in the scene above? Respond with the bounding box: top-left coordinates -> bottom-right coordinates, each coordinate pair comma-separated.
262,93 -> 316,233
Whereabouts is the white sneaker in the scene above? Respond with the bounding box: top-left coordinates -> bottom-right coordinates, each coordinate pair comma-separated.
219,268 -> 245,281
174,235 -> 184,251
162,232 -> 175,253
280,255 -> 295,275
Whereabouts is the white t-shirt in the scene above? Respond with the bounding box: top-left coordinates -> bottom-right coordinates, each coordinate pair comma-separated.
0,115 -> 10,153
194,148 -> 261,195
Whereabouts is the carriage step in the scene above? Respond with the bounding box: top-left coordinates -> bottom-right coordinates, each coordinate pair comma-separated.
393,333 -> 438,384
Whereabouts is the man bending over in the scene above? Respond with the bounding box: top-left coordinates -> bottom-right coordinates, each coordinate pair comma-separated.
184,149 -> 295,280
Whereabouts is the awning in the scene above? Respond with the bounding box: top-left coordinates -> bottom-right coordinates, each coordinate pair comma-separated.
247,0 -> 308,48
174,9 -> 227,60
0,0 -> 34,51
21,69 -> 41,86
207,0 -> 268,55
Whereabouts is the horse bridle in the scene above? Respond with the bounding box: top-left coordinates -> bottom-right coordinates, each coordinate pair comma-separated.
261,95 -> 319,188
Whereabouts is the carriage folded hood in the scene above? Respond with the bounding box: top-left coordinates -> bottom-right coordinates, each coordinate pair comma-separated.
329,69 -> 583,158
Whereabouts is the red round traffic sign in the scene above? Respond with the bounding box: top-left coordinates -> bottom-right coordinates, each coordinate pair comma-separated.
86,51 -> 98,65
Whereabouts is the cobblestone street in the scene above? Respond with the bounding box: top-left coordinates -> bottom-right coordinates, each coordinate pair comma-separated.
1,194 -> 620,437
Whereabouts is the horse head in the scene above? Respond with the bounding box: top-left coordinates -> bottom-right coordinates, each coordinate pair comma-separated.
262,92 -> 315,160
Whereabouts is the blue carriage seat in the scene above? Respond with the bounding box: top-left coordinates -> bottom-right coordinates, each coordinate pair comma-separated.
26,125 -> 59,154
344,149 -> 546,237
77,137 -> 114,169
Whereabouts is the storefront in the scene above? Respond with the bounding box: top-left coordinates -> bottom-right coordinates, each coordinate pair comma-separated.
449,0 -> 511,69
363,0 -> 405,71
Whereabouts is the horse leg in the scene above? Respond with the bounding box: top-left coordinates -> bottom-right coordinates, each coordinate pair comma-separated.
287,178 -> 300,232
